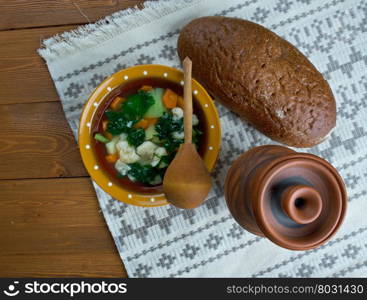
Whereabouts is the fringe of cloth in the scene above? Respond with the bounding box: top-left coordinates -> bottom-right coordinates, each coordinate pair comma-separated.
38,0 -> 198,62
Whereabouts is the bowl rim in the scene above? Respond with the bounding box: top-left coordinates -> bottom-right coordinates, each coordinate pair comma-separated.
78,64 -> 221,207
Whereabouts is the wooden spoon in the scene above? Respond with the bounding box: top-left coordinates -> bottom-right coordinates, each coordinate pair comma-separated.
163,57 -> 212,209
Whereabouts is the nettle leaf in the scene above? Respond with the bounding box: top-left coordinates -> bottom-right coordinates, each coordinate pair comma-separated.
155,113 -> 183,140
127,163 -> 157,185
122,91 -> 155,122
127,128 -> 145,147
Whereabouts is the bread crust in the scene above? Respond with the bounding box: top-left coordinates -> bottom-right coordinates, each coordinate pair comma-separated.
177,16 -> 336,148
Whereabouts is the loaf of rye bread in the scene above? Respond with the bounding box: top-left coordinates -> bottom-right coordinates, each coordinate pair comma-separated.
177,17 -> 336,147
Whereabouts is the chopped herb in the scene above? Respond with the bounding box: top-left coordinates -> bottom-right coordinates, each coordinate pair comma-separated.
155,112 -> 183,140
106,117 -> 132,135
163,139 -> 182,153
161,153 -> 176,165
105,110 -> 123,121
154,112 -> 184,153
127,128 -> 145,147
127,163 -> 157,185
121,90 -> 155,122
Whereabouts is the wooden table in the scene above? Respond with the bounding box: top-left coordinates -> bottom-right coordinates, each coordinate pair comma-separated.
0,0 -> 149,278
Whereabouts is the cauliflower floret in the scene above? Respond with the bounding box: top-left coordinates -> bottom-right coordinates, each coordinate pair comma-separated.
192,114 -> 199,126
151,147 -> 168,167
172,131 -> 184,140
172,107 -> 183,120
116,140 -> 126,152
114,160 -> 131,176
151,157 -> 161,167
117,141 -> 140,164
105,136 -> 119,155
155,147 -> 168,157
119,133 -> 127,141
136,141 -> 157,161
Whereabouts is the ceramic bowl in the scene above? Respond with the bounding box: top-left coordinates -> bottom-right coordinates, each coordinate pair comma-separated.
78,64 -> 221,207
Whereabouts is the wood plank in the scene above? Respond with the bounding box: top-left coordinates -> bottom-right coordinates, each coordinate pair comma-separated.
0,1 -> 151,105
0,25 -> 75,105
0,177 -> 126,277
0,101 -> 88,179
0,0 -> 147,30
0,253 -> 126,277
0,253 -> 125,277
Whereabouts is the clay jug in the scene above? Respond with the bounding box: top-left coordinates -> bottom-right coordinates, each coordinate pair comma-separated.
224,145 -> 347,250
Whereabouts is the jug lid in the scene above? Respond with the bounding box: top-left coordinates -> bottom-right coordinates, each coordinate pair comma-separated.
252,153 -> 347,250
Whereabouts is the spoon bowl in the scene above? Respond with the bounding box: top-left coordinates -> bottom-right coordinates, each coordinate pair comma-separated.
163,143 -> 212,209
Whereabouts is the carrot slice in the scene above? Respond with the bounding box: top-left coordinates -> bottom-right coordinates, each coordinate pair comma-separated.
105,154 -> 119,163
134,117 -> 158,129
139,85 -> 153,91
102,120 -> 109,131
102,120 -> 113,139
110,96 -> 125,110
146,118 -> 158,126
163,89 -> 178,108
134,118 -> 150,129
104,132 -> 113,140
177,96 -> 184,108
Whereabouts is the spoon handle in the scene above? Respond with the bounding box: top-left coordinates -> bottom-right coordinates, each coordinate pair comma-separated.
183,57 -> 193,144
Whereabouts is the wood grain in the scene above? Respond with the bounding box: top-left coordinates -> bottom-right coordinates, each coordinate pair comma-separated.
0,101 -> 88,179
0,253 -> 125,277
0,177 -> 126,277
0,0 -> 148,30
0,0 -> 146,278
0,25 -> 76,105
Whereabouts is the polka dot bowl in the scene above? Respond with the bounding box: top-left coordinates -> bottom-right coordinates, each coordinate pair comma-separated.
78,64 -> 221,207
